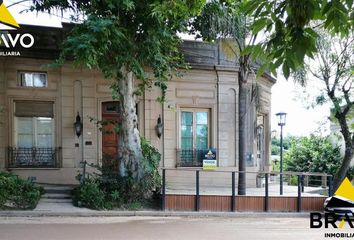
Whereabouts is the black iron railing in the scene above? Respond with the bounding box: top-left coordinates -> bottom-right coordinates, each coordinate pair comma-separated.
161,168 -> 333,212
176,149 -> 214,167
7,147 -> 61,168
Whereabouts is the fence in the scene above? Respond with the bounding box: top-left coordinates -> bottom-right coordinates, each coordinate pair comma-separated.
7,147 -> 62,168
161,168 -> 332,212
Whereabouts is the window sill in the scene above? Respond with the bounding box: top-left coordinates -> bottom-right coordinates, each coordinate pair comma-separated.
176,166 -> 203,169
17,86 -> 48,89
8,168 -> 61,170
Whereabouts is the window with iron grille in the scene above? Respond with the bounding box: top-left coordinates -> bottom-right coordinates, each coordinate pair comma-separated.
178,108 -> 210,167
9,101 -> 57,167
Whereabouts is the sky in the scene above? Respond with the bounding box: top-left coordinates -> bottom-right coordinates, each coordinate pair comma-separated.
2,0 -> 332,137
271,75 -> 330,137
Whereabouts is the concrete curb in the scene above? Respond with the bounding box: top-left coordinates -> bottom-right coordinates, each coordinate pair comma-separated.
0,210 -> 311,218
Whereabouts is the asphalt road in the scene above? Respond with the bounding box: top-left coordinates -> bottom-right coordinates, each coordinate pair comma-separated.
0,216 -> 344,240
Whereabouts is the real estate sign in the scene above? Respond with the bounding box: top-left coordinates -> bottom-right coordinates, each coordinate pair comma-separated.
203,149 -> 217,170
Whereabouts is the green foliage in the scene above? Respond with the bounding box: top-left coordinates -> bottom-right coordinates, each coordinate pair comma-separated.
271,158 -> 279,171
72,181 -> 106,210
190,0 -> 247,45
189,0 -> 260,70
72,171 -> 125,210
244,0 -> 354,78
88,116 -> 122,141
291,29 -> 353,189
73,137 -> 161,210
0,172 -> 42,209
271,145 -> 280,155
140,137 -> 162,192
190,0 -> 353,95
289,176 -> 298,186
284,135 -> 354,179
271,136 -> 292,155
125,201 -> 143,211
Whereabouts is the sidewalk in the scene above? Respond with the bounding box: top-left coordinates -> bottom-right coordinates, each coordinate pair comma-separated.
0,200 -> 310,218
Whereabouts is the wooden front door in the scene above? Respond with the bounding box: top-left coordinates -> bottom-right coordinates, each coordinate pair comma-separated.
102,102 -> 120,170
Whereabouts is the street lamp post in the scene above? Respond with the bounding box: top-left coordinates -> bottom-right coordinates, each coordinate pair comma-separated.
276,112 -> 287,195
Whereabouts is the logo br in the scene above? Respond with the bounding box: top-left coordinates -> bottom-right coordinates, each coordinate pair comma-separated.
310,212 -> 354,229
310,177 -> 354,229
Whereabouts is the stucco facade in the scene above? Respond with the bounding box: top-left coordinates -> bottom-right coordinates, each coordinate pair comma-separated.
0,24 -> 275,186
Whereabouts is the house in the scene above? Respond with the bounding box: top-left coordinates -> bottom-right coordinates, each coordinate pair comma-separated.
0,24 -> 276,187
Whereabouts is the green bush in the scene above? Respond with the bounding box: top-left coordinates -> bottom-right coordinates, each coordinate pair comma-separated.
284,135 -> 354,186
271,158 -> 279,171
125,201 -> 143,210
0,172 -> 43,209
271,145 -> 280,155
272,137 -> 292,152
114,137 -> 161,204
289,176 -> 298,186
72,181 -> 106,209
73,137 -> 162,210
140,137 -> 162,195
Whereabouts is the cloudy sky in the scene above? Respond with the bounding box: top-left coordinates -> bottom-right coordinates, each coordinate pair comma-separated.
271,75 -> 330,137
2,0 -> 331,137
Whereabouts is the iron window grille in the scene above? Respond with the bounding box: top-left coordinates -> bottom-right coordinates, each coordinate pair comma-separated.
176,149 -> 214,167
7,147 -> 61,168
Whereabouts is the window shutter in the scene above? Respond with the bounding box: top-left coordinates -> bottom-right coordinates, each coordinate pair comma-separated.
15,101 -> 54,118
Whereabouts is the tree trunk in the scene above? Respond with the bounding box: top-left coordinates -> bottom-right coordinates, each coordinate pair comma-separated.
238,57 -> 250,195
117,70 -> 144,180
333,112 -> 354,191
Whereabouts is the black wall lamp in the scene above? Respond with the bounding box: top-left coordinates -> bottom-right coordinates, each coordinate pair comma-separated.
155,115 -> 163,139
74,112 -> 83,137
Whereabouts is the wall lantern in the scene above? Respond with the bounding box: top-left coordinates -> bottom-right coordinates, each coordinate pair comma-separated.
74,112 -> 83,138
275,112 -> 287,126
271,130 -> 277,139
155,115 -> 163,139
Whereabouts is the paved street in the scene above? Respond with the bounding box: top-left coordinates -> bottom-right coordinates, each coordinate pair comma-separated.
0,216 -> 340,240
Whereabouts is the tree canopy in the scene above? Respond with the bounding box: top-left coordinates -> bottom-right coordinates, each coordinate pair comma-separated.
243,0 -> 353,78
292,30 -> 353,189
